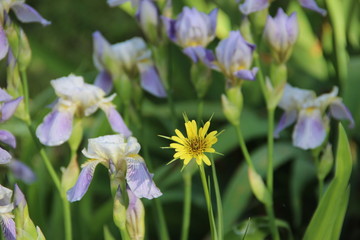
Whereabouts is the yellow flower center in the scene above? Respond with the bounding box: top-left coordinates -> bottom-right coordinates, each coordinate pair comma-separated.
167,120 -> 218,167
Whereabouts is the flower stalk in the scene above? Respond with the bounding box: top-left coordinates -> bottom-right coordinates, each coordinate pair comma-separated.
21,70 -> 73,240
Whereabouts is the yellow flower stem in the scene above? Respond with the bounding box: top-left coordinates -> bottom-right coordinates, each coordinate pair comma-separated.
210,155 -> 223,240
197,98 -> 204,124
199,164 -> 218,240
181,172 -> 192,240
21,70 -> 72,240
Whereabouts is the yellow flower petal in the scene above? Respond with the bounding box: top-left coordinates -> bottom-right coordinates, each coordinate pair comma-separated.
202,154 -> 211,166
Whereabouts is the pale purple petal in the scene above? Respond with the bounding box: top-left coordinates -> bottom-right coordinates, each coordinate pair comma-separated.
0,89 -> 12,102
0,26 -> 9,61
239,0 -> 269,15
107,0 -> 130,7
10,3 -> 51,26
13,184 -> 26,209
0,130 -> 16,148
274,110 -> 298,138
293,109 -> 326,150
67,160 -> 102,202
36,110 -> 74,146
9,160 -> 36,184
234,67 -> 258,81
0,148 -> 12,165
330,101 -> 355,128
298,0 -> 327,16
126,156 -> 162,199
102,106 -> 132,137
139,65 -> 167,98
287,12 -> 299,45
93,31 -> 111,70
0,97 -> 23,123
208,8 -> 218,35
183,46 -> 215,66
0,215 -> 16,240
161,17 -> 177,42
94,71 -> 113,94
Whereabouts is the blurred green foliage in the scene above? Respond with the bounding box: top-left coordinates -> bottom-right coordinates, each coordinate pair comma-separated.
1,0 -> 360,239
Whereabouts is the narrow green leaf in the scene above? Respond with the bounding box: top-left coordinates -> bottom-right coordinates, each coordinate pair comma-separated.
303,124 -> 352,240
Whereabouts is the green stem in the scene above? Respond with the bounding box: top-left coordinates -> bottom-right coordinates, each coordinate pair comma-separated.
265,204 -> 279,240
181,173 -> 192,240
254,53 -> 268,103
21,69 -> 72,240
20,70 -> 29,112
318,178 -> 324,201
27,124 -> 72,240
267,108 -> 275,193
266,108 -> 279,240
210,156 -> 223,240
198,164 -> 218,240
235,125 -> 254,169
119,226 -> 130,240
197,99 -> 204,123
154,198 -> 170,240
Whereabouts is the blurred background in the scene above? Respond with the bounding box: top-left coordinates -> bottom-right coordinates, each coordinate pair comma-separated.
1,0 -> 360,239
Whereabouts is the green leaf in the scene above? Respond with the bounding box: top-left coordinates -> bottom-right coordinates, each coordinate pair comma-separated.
225,217 -> 294,240
223,142 -> 302,232
104,226 -> 116,240
303,124 -> 352,240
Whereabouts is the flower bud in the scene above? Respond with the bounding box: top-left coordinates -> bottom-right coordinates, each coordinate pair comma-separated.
214,31 -> 257,86
137,0 -> 161,44
221,86 -> 243,126
126,189 -> 145,240
317,144 -> 333,181
248,167 -> 272,206
17,28 -> 32,71
61,155 -> 80,192
264,8 -> 298,64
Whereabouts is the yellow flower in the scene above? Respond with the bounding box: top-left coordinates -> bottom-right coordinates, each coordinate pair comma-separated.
168,120 -> 218,166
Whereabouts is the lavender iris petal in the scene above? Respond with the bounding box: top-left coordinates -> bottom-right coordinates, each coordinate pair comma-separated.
0,130 -> 16,149
10,3 -> 51,26
36,109 -> 74,146
126,156 -> 162,199
292,109 -> 326,150
67,160 -> 103,202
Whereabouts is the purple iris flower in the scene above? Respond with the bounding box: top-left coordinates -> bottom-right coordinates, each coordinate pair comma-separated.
239,0 -> 327,16
0,185 -> 16,240
0,89 -> 22,164
93,31 -> 166,98
36,74 -> 131,146
264,8 -> 298,63
0,0 -> 50,61
212,31 -> 258,86
162,7 -> 218,65
67,134 -> 162,202
275,84 -> 354,150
